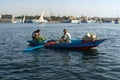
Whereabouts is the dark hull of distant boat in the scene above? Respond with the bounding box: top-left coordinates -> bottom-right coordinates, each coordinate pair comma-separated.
24,20 -> 33,23
115,20 -> 119,24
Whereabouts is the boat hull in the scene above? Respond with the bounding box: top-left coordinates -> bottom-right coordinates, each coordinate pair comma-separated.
27,39 -> 106,50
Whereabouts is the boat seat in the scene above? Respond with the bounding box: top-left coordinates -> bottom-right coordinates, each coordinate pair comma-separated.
71,40 -> 82,43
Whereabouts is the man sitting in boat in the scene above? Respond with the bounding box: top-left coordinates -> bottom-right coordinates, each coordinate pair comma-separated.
32,29 -> 45,42
59,29 -> 71,43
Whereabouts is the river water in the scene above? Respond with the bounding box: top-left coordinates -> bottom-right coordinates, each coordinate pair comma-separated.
0,23 -> 120,80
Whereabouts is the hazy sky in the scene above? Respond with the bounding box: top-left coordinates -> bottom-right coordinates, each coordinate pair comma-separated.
0,0 -> 120,17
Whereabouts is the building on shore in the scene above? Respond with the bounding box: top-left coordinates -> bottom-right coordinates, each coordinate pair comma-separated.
1,14 -> 14,23
80,16 -> 88,23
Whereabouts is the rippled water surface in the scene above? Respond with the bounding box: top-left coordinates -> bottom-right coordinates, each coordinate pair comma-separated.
0,23 -> 120,80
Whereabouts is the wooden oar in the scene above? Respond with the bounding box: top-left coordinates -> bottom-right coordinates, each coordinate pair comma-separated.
23,41 -> 57,52
23,45 -> 45,52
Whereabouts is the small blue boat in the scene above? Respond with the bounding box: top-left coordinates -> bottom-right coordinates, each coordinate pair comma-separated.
27,39 -> 106,50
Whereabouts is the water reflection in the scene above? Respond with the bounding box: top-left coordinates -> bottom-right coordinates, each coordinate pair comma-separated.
54,49 -> 99,64
62,52 -> 71,64
81,49 -> 99,60
31,52 -> 39,63
24,48 -> 100,66
23,50 -> 42,66
53,49 -> 71,64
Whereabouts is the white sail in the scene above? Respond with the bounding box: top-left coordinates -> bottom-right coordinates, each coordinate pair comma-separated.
22,16 -> 25,23
39,10 -> 45,23
39,10 -> 48,23
12,16 -> 16,23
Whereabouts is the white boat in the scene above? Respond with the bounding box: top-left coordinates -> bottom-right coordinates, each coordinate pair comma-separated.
71,20 -> 80,24
39,10 -> 48,24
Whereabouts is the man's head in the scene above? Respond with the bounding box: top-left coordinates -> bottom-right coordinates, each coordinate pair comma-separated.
36,29 -> 40,32
63,29 -> 67,33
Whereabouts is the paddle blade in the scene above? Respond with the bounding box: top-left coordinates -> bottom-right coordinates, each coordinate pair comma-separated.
23,45 -> 44,52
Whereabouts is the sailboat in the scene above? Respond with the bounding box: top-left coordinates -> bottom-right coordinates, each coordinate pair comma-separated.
12,16 -> 16,23
22,16 -> 25,23
39,10 -> 48,24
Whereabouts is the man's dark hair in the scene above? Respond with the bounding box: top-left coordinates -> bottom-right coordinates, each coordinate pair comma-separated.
36,29 -> 40,32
